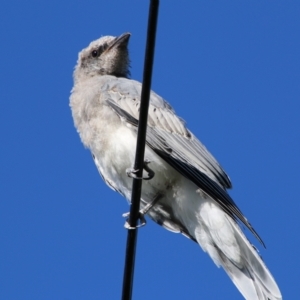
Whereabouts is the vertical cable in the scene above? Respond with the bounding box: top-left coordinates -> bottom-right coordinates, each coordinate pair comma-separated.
121,1 -> 159,299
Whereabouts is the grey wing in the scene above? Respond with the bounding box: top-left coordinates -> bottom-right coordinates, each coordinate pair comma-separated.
101,76 -> 264,246
101,77 -> 231,188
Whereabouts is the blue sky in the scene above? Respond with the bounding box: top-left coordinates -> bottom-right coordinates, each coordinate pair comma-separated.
1,1 -> 299,299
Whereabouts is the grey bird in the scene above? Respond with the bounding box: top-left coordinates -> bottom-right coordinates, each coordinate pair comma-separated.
70,32 -> 282,300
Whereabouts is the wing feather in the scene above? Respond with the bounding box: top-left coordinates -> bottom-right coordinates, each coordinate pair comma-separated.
101,76 -> 264,246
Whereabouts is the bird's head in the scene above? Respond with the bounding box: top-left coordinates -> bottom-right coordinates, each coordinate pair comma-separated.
74,32 -> 131,81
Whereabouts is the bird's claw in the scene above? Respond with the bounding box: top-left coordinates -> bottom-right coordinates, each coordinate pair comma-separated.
143,159 -> 155,180
126,168 -> 143,180
126,159 -> 155,180
122,192 -> 163,229
122,212 -> 146,229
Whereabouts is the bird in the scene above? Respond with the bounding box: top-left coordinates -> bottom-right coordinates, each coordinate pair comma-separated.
70,32 -> 282,300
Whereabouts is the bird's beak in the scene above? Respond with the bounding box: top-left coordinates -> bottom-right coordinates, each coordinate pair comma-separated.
107,32 -> 131,51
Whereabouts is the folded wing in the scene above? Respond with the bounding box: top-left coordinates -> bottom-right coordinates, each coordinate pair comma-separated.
100,76 -> 264,246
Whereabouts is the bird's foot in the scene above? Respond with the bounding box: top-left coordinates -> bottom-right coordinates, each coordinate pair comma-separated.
122,212 -> 146,229
126,159 -> 155,180
122,193 -> 163,229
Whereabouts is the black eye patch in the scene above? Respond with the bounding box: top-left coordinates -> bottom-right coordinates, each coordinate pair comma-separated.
91,43 -> 109,58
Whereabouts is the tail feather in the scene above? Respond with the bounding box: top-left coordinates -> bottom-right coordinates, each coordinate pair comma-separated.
193,203 -> 282,300
224,216 -> 282,300
219,252 -> 267,299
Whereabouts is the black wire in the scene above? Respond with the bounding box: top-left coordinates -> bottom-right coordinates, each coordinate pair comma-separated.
121,1 -> 159,299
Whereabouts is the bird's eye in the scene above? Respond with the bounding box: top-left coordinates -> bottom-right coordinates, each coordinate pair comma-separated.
91,50 -> 99,58
91,43 -> 109,58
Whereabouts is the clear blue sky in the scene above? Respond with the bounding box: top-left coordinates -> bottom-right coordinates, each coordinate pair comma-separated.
1,1 -> 299,299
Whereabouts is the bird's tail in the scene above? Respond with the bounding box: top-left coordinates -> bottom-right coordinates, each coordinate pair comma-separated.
221,217 -> 281,299
193,204 -> 282,300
